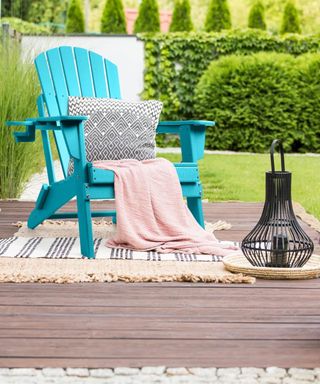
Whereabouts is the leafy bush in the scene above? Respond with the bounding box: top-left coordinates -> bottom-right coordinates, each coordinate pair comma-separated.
205,0 -> 231,32
1,17 -> 50,35
101,0 -> 127,34
1,0 -> 31,20
170,0 -> 193,32
141,30 -> 320,122
194,52 -> 320,152
134,0 -> 160,33
248,1 -> 266,30
66,0 -> 85,33
0,44 -> 43,198
27,0 -> 67,29
281,1 -> 301,34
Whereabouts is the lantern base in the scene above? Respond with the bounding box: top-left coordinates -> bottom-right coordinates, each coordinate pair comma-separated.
265,262 -> 290,268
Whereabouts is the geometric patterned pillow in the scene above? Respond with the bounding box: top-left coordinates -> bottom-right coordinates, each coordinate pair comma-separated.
68,96 -> 163,172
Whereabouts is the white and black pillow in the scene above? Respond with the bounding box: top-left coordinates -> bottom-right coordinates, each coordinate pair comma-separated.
68,97 -> 163,170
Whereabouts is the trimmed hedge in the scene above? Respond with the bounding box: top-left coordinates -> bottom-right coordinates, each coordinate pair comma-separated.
141,30 -> 320,123
194,52 -> 320,152
1,17 -> 51,35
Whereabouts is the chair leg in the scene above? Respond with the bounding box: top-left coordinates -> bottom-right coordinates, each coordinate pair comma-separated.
187,196 -> 205,228
76,185 -> 94,259
28,177 -> 77,229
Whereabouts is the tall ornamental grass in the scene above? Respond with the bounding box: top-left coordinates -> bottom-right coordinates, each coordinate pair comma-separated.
0,44 -> 43,198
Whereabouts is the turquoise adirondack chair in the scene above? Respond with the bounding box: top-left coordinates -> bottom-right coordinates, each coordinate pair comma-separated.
8,46 -> 214,258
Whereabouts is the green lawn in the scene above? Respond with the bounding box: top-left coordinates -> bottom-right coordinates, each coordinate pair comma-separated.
161,153 -> 320,220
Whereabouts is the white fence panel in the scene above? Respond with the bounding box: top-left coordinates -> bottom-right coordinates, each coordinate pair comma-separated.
21,35 -> 144,101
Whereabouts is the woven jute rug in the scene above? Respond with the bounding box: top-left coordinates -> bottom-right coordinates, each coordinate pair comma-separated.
0,220 -> 255,284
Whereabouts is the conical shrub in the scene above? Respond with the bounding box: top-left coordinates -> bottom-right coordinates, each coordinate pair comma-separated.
66,0 -> 85,33
205,0 -> 231,32
281,0 -> 301,34
169,0 -> 193,32
248,1 -> 267,30
101,0 -> 127,34
134,0 -> 160,33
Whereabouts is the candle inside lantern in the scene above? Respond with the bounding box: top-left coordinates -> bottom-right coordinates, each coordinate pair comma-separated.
269,234 -> 288,267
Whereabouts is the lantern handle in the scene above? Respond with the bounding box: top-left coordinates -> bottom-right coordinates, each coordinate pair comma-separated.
270,139 -> 285,173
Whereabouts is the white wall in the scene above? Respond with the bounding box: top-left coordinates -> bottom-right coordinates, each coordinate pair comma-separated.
21,35 -> 144,101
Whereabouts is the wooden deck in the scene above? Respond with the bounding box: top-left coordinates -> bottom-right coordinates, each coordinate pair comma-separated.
0,200 -> 319,368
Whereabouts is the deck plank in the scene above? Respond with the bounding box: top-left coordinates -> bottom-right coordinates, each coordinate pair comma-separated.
0,200 -> 319,368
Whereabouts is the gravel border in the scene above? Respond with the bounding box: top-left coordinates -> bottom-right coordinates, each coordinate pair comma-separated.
0,367 -> 319,383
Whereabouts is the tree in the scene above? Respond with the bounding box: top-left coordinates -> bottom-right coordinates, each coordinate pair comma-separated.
280,1 -> 301,34
134,0 -> 160,33
169,0 -> 193,32
101,0 -> 127,34
248,1 -> 267,30
1,0 -> 32,20
205,0 -> 231,32
66,0 -> 85,33
27,0 -> 67,27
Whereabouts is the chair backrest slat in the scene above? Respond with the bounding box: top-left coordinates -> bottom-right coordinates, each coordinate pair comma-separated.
74,47 -> 95,97
35,53 -> 60,116
46,49 -> 69,115
105,59 -> 121,99
89,51 -> 109,98
59,46 -> 81,97
34,46 -> 122,178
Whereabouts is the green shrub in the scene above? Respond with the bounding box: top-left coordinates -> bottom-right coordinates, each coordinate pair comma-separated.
27,0 -> 67,29
1,17 -> 51,35
294,54 -> 320,152
169,0 -> 193,32
1,0 -> 32,20
141,30 -> 320,122
0,45 -> 43,198
205,0 -> 231,32
101,0 -> 127,34
248,1 -> 266,30
281,1 -> 301,34
134,0 -> 160,33
66,0 -> 85,33
194,52 -> 320,152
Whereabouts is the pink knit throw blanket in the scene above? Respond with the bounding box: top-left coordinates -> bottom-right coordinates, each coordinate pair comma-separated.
94,158 -> 240,257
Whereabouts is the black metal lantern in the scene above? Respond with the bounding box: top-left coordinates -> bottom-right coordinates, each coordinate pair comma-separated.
241,139 -> 314,268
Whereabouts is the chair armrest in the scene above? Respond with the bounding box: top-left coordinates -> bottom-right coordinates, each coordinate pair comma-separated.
157,120 -> 214,134
35,115 -> 88,124
156,120 -> 214,162
158,120 -> 214,127
7,116 -> 88,143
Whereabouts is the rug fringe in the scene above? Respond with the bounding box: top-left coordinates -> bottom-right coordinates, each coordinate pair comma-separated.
0,259 -> 255,284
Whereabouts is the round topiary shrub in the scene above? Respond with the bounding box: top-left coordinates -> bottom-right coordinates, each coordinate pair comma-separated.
294,53 -> 320,152
194,53 -> 302,152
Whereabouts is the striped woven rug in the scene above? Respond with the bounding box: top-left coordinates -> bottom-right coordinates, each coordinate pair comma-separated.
0,236 -> 239,262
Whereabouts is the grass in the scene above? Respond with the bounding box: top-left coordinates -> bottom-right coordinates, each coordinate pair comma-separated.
160,152 -> 320,220
0,44 -> 43,199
